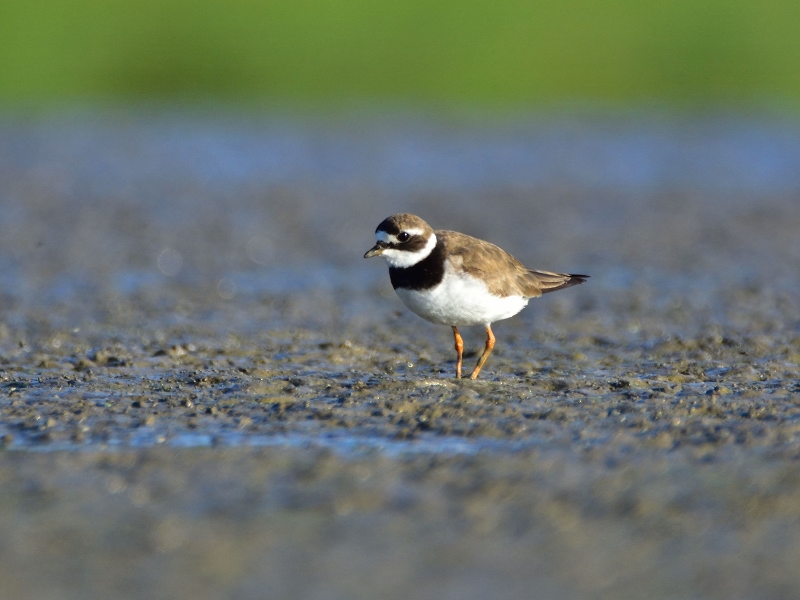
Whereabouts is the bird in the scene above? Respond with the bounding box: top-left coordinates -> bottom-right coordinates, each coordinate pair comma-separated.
364,213 -> 588,379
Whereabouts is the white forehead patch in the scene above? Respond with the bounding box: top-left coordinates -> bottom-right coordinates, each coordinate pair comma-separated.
376,227 -> 424,244
376,231 -> 397,244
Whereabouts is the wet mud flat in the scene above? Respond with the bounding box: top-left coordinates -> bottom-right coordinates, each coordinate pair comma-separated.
1,112 -> 800,598
3,446 -> 800,600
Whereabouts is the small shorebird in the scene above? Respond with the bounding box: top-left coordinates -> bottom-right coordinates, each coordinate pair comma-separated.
364,213 -> 588,379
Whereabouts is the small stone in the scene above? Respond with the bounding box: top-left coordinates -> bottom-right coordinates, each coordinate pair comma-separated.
74,358 -> 96,371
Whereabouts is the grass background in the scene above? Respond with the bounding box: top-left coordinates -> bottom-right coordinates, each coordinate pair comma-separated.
1,0 -> 799,106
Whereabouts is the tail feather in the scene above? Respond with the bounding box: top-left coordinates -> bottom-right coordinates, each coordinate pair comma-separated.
529,270 -> 589,294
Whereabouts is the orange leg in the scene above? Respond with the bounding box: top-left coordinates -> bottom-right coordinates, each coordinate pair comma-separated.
469,325 -> 496,380
452,326 -> 464,379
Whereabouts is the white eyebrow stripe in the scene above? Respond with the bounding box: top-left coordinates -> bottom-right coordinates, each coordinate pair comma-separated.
376,231 -> 396,243
404,227 -> 424,237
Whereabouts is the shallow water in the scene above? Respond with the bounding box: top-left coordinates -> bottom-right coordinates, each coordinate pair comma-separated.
1,110 -> 800,599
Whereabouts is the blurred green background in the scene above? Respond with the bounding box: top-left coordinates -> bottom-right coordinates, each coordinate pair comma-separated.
1,0 -> 799,106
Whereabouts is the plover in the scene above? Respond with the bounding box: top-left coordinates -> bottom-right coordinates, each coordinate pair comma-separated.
365,213 -> 588,379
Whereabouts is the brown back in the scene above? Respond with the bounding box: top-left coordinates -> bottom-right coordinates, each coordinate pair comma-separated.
437,230 -> 588,298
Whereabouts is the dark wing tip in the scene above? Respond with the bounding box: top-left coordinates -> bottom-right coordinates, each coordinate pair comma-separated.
552,274 -> 589,292
532,271 -> 589,294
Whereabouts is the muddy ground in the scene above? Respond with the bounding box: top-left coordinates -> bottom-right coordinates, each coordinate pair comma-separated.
1,111 -> 800,599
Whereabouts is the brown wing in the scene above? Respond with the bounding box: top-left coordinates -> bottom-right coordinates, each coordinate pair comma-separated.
437,230 -> 588,298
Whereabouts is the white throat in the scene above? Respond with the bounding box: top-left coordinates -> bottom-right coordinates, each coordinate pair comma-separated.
381,233 -> 437,268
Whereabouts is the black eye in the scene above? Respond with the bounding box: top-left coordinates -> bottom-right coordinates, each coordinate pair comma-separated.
398,232 -> 410,242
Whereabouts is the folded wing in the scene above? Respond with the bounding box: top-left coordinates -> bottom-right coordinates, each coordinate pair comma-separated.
439,230 -> 589,298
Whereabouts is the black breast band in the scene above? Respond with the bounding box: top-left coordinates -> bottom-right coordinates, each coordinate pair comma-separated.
389,239 -> 446,291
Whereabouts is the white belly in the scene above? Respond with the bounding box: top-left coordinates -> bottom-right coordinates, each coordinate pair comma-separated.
395,271 -> 529,327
